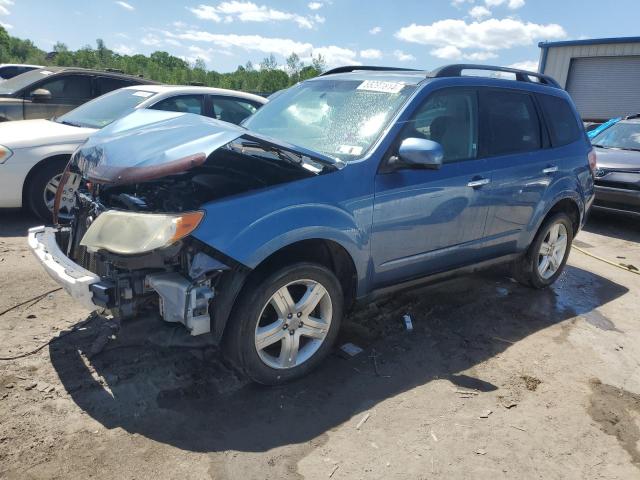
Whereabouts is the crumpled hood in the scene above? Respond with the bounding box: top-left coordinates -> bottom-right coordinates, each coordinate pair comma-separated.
594,146 -> 640,171
72,109 -> 342,184
0,119 -> 96,149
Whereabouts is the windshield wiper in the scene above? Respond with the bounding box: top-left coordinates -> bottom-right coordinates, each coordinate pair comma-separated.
58,120 -> 82,127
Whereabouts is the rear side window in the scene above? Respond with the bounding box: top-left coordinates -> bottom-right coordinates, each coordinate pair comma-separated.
211,96 -> 260,124
537,94 -> 581,146
151,95 -> 204,115
480,90 -> 541,156
97,77 -> 136,95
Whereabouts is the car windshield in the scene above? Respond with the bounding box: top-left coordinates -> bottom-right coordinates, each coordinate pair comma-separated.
56,88 -> 156,129
0,68 -> 58,95
242,78 -> 416,161
592,122 -> 640,151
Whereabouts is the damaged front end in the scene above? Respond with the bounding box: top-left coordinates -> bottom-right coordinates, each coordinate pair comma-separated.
29,109 -> 340,338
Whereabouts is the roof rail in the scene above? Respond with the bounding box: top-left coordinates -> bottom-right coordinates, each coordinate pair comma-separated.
104,68 -> 124,74
431,64 -> 561,88
319,65 -> 420,76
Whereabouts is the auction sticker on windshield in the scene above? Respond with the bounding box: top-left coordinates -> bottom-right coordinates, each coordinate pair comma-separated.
357,80 -> 405,94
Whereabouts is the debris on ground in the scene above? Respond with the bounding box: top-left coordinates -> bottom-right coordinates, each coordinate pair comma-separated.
338,342 -> 363,358
476,448 -> 487,455
356,412 -> 371,430
479,409 -> 492,418
521,375 -> 542,391
403,314 -> 413,332
329,464 -> 339,477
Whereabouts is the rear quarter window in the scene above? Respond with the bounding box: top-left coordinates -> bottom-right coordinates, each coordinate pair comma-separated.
537,94 -> 582,147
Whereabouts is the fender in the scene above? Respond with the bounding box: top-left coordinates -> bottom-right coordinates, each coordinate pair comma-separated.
192,162 -> 375,291
526,173 -> 586,244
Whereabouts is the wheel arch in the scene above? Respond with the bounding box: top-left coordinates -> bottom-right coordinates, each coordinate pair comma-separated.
21,153 -> 72,207
212,237 -> 358,344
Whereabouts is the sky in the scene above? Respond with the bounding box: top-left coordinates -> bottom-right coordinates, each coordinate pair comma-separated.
3,0 -> 640,73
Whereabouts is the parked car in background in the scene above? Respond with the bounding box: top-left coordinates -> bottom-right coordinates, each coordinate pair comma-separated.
0,85 -> 266,219
29,64 -> 594,384
0,67 -> 157,122
587,116 -> 623,139
591,116 -> 640,216
0,63 -> 43,81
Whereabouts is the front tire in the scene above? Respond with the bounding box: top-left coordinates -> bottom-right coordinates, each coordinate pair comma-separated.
223,262 -> 343,385
513,212 -> 574,288
26,158 -> 68,221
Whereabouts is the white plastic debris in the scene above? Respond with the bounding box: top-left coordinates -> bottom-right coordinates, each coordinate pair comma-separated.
403,314 -> 413,332
339,343 -> 363,357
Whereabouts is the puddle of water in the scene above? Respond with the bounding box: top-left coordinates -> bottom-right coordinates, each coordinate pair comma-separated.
581,310 -> 623,332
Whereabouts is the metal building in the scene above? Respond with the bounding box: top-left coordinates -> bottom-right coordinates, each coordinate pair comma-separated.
538,37 -> 640,121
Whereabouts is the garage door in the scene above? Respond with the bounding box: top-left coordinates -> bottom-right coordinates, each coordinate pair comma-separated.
566,56 -> 640,121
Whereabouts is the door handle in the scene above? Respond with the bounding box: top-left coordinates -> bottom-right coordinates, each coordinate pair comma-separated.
542,166 -> 558,174
467,178 -> 491,188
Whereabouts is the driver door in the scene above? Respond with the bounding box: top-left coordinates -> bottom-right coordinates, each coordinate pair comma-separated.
370,87 -> 493,288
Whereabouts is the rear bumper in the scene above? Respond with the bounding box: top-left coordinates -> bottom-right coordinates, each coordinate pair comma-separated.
594,185 -> 640,215
27,226 -> 101,310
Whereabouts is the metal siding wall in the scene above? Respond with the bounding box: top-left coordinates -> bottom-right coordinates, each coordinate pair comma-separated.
566,56 -> 640,120
542,42 -> 640,88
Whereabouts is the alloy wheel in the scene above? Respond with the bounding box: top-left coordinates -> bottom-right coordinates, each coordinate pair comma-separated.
254,279 -> 333,369
537,222 -> 568,279
43,172 -> 80,218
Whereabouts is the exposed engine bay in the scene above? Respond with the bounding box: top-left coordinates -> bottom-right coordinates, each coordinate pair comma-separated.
49,112 -> 339,338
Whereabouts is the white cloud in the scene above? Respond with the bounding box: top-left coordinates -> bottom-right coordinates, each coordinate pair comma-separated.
430,45 -> 497,61
189,1 -> 322,29
369,26 -> 381,35
164,30 -> 357,68
396,18 -> 566,54
485,0 -> 525,9
308,2 -> 323,10
115,1 -> 134,11
394,50 -> 415,62
0,0 -> 13,16
114,44 -> 135,55
0,21 -> 12,29
187,45 -> 214,63
431,45 -> 463,59
469,5 -> 491,20
141,33 -> 162,46
360,48 -> 383,59
508,60 -> 538,71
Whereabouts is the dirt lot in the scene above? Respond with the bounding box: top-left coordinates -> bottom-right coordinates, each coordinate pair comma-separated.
1,210 -> 639,480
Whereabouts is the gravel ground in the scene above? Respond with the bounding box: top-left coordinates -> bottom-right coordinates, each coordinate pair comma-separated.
0,210 -> 639,480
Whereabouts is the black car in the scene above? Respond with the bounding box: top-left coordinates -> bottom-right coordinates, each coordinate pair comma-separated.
0,63 -> 42,80
0,67 -> 157,121
591,117 -> 640,216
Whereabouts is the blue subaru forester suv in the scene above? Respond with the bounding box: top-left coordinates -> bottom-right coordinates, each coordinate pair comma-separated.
29,64 -> 595,384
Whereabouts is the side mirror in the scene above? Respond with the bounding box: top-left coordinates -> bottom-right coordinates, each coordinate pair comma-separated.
398,137 -> 444,169
30,88 -> 52,102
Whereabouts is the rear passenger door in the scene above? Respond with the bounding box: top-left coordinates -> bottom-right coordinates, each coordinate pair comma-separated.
209,96 -> 260,124
479,88 -> 554,255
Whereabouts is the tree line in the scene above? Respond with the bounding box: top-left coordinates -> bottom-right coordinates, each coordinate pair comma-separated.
0,26 -> 326,93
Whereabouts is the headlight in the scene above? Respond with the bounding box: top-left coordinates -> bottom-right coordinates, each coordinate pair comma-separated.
80,210 -> 204,254
0,145 -> 13,164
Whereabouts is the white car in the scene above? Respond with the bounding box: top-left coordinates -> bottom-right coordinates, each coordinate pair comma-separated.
0,85 -> 266,219
0,63 -> 43,81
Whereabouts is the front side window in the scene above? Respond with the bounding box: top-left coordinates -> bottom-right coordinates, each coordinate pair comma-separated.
480,90 -> 541,156
592,122 -> 640,151
538,94 -> 581,147
243,79 -> 416,162
151,95 -> 204,115
398,88 -> 478,163
38,75 -> 92,99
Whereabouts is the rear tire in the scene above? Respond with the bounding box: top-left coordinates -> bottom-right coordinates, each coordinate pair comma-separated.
513,212 -> 574,289
223,262 -> 343,385
26,158 -> 68,222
